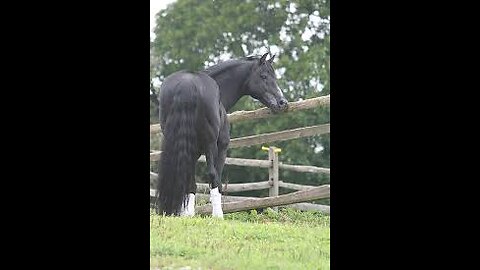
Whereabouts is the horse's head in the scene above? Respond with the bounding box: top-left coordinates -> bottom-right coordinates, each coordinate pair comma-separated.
245,53 -> 288,113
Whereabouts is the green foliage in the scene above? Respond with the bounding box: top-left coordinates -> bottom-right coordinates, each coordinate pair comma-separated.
151,0 -> 330,200
150,211 -> 330,269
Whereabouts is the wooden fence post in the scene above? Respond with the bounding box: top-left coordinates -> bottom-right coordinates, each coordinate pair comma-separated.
263,146 -> 280,211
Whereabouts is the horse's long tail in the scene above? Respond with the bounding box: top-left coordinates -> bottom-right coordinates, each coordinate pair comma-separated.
156,85 -> 198,216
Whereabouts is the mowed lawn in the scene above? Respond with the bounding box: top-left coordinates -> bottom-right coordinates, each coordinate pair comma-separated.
150,208 -> 330,269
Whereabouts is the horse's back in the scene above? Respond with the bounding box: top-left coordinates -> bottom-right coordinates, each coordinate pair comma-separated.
161,70 -> 217,90
160,71 -> 219,107
159,71 -> 222,138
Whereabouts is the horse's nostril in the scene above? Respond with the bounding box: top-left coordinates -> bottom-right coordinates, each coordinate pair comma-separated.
279,99 -> 288,106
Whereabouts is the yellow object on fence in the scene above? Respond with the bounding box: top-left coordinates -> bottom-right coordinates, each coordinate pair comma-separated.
261,146 -> 282,153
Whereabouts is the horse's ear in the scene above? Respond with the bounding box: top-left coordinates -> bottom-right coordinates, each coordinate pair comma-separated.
259,52 -> 269,64
268,54 -> 276,64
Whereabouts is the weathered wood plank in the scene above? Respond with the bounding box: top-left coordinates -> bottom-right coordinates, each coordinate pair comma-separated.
149,173 -> 271,193
279,164 -> 330,174
195,185 -> 330,214
150,191 -> 330,214
151,153 -> 330,175
268,147 -> 279,211
278,181 -> 317,191
150,95 -> 330,134
227,95 -> 330,123
151,170 -> 324,194
195,193 -> 330,214
151,124 -> 330,154
197,156 -> 271,168
229,124 -> 330,148
197,181 -> 271,193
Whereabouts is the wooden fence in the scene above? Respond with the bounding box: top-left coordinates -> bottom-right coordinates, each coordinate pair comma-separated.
150,95 -> 330,214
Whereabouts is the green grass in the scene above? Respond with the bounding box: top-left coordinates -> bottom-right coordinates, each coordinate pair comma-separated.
150,208 -> 330,270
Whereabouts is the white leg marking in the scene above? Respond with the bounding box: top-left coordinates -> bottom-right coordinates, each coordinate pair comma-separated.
180,193 -> 195,217
210,187 -> 224,219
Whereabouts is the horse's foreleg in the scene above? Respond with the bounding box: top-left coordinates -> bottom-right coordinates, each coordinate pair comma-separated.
206,142 -> 223,218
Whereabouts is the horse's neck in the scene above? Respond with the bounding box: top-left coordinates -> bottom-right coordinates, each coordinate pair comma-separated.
210,62 -> 252,112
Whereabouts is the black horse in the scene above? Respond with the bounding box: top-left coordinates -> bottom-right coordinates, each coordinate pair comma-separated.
155,53 -> 288,217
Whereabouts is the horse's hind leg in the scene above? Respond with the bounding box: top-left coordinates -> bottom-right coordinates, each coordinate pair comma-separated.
209,141 -> 228,219
180,192 -> 195,217
216,117 -> 230,192
205,141 -> 223,218
179,175 -> 196,217
180,154 -> 200,217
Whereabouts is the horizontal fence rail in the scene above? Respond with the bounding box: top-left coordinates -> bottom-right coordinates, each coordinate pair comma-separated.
150,95 -> 330,135
149,191 -> 330,214
229,124 -> 329,148
227,95 -> 330,123
150,171 -> 321,193
195,185 -> 330,214
151,124 -> 330,152
197,182 -> 271,193
279,181 -> 317,191
193,194 -> 330,214
278,164 -> 330,174
149,155 -> 330,174
150,124 -> 330,165
150,155 -> 330,175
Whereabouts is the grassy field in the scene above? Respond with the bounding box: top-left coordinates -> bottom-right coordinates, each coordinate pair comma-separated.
150,208 -> 330,270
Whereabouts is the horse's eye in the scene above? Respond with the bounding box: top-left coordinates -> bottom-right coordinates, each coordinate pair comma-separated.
261,74 -> 267,80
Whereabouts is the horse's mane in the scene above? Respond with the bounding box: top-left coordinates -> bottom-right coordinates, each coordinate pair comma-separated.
204,55 -> 261,77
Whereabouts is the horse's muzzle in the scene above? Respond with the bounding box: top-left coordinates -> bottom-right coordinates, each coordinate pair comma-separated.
270,98 -> 288,113
278,98 -> 288,111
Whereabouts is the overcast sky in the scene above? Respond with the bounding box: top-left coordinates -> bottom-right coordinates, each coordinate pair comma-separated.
151,0 -> 177,40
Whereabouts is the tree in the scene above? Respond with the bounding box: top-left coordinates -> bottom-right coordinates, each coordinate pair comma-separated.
151,0 -> 330,203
